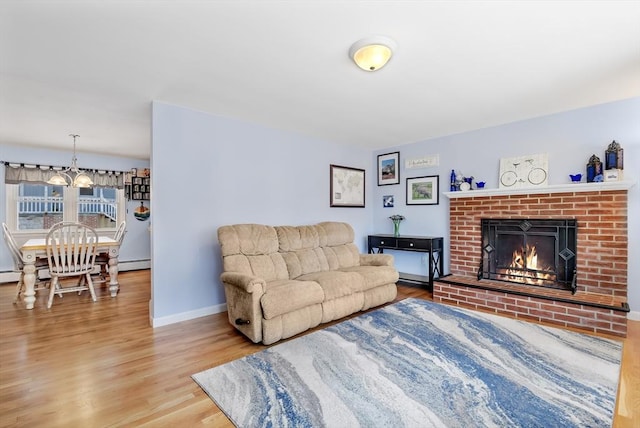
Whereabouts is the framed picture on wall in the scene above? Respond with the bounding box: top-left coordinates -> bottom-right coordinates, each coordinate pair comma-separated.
377,151 -> 400,186
330,164 -> 365,207
499,153 -> 548,189
406,175 -> 439,205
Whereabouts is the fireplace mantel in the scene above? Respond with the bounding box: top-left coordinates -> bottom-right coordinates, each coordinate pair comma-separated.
444,180 -> 636,199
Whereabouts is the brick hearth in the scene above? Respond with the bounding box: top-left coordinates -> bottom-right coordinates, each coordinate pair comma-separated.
438,184 -> 630,337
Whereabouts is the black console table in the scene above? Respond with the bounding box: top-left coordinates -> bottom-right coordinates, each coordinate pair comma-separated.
368,234 -> 444,290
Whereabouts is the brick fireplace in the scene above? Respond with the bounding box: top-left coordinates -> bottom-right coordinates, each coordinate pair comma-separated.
437,182 -> 632,337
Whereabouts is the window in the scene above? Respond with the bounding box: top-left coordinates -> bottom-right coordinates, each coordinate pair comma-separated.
16,184 -> 65,230
76,187 -> 119,229
6,183 -> 125,233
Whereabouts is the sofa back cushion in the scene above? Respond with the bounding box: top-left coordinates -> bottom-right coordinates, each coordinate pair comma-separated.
218,224 -> 289,281
317,222 -> 361,269
277,225 -> 319,252
276,222 -> 361,278
316,222 -> 354,246
276,225 -> 329,278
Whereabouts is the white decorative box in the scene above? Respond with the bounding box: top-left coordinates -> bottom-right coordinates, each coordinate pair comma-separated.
604,169 -> 623,181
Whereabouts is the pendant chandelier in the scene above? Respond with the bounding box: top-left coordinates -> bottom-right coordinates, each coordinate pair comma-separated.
47,134 -> 94,188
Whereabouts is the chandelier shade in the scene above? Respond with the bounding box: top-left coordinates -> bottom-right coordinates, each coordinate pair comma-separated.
47,134 -> 94,188
72,172 -> 94,188
46,174 -> 69,186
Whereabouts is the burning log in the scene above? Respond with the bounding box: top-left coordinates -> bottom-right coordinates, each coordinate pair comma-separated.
502,244 -> 555,285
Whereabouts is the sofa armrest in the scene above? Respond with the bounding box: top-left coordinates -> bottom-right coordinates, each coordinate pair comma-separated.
220,272 -> 266,294
360,253 -> 395,267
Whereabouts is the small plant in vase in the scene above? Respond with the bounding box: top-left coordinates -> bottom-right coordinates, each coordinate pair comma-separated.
389,214 -> 405,237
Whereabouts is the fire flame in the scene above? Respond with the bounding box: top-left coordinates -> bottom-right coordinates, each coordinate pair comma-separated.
504,244 -> 554,285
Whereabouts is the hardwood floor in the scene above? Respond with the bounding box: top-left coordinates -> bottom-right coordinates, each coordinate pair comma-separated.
1,270 -> 638,427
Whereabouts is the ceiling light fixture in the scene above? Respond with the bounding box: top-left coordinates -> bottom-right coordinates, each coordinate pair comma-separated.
47,134 -> 94,188
349,36 -> 396,71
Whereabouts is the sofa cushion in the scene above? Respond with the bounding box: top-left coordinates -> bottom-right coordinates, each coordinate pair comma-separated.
340,265 -> 400,291
277,225 -> 331,278
276,225 -> 319,251
218,224 -> 289,281
297,271 -> 364,300
322,243 -> 361,269
316,222 -> 354,247
219,224 -> 279,256
222,253 -> 289,282
260,280 -> 324,320
321,292 -> 365,323
262,304 -> 323,345
281,248 -> 329,278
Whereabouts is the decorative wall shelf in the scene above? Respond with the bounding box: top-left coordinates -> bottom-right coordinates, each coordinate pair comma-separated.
443,180 -> 636,199
125,168 -> 151,201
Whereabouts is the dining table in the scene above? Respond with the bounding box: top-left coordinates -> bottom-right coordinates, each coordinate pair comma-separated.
19,236 -> 120,309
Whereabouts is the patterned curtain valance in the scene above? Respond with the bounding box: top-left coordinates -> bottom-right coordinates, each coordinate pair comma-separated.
3,162 -> 126,189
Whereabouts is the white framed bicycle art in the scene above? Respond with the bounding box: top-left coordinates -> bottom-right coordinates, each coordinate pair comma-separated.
499,153 -> 549,189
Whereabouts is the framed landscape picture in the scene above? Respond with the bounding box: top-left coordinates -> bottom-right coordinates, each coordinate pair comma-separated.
377,151 -> 400,186
406,175 -> 439,205
330,164 -> 365,207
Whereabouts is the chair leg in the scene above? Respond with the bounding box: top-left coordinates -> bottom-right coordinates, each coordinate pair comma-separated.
13,273 -> 24,304
86,273 -> 97,302
91,265 -> 107,285
47,276 -> 59,309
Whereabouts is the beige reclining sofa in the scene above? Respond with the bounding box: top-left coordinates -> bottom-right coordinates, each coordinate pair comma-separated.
218,221 -> 399,344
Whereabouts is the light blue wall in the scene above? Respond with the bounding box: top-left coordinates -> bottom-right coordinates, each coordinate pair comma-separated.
0,144 -> 151,269
372,97 -> 640,312
150,102 -> 372,319
5,98 -> 637,320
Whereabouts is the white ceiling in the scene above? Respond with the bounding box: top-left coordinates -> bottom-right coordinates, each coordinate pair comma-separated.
1,1 -> 639,160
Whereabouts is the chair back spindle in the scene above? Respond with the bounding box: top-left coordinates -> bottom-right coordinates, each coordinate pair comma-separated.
47,224 -> 97,276
3,222 -> 25,269
45,223 -> 99,308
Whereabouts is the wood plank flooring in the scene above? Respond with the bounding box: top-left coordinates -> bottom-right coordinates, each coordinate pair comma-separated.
1,270 -> 638,427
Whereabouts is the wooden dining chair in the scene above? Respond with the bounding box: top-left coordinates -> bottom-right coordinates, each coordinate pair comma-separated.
2,222 -> 50,303
45,222 -> 99,308
93,221 -> 127,283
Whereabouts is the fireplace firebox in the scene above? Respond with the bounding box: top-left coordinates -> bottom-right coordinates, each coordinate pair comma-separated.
478,219 -> 578,293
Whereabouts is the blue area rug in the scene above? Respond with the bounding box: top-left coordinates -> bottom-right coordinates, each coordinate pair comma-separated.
193,298 -> 622,427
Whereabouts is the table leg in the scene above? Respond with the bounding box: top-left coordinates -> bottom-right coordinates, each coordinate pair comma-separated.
428,250 -> 434,288
22,261 -> 37,309
107,247 -> 120,297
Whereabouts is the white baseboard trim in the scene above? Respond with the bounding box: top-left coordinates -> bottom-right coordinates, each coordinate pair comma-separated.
150,302 -> 227,328
0,259 -> 151,284
628,310 -> 640,321
119,260 -> 152,271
